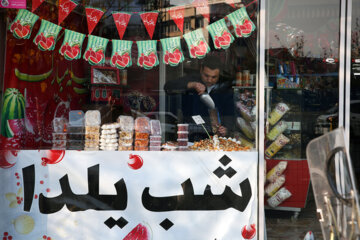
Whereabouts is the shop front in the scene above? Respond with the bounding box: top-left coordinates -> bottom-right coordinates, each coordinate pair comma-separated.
0,0 -> 358,239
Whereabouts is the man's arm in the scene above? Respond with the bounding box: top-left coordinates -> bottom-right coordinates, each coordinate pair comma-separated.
164,74 -> 205,95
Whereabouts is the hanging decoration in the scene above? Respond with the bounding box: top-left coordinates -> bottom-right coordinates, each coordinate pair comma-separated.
58,0 -> 78,25
111,40 -> 132,69
168,6 -> 185,33
227,7 -> 256,38
207,18 -> 234,49
85,7 -> 104,35
83,35 -> 108,65
183,29 -> 210,59
160,37 -> 184,66
33,20 -> 62,51
192,0 -> 210,22
9,9 -> 39,39
59,29 -> 85,60
139,11 -> 159,39
32,0 -> 44,12
137,40 -> 159,70
112,11 -> 132,40
225,0 -> 236,8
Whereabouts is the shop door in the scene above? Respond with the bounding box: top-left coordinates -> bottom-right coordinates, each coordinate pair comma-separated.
264,0 -> 343,239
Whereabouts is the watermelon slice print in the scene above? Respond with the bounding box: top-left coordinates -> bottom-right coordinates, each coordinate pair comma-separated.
0,150 -> 19,169
123,223 -> 152,240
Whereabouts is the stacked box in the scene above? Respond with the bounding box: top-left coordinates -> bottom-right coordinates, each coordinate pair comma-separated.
84,110 -> 101,151
118,115 -> 134,151
52,117 -> 67,150
149,120 -> 162,151
67,110 -> 85,150
100,123 -> 120,151
134,117 -> 150,151
177,124 -> 189,151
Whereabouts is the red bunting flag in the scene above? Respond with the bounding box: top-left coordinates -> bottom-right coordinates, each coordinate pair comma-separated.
169,6 -> 185,33
32,0 -> 44,12
112,11 -> 131,40
192,0 -> 210,22
225,0 -> 236,8
140,11 -> 158,39
58,0 -> 78,25
85,7 -> 104,35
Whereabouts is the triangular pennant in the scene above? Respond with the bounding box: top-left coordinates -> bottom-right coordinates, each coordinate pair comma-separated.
33,20 -> 62,51
183,29 -> 210,59
9,9 -> 39,39
227,7 -> 256,38
32,0 -> 44,12
160,37 -> 184,66
168,6 -> 185,33
207,19 -> 234,49
112,11 -> 131,40
225,0 -> 236,8
85,7 -> 104,35
137,40 -> 159,70
59,29 -> 85,61
111,40 -> 132,69
58,0 -> 78,25
192,0 -> 210,22
140,11 -> 158,39
83,35 -> 108,65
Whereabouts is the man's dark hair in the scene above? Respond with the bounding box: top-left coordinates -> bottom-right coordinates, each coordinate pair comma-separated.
201,55 -> 223,71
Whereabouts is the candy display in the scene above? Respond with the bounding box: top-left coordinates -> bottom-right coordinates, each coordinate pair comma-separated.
118,115 -> 134,132
100,122 -> 119,151
267,121 -> 288,141
267,187 -> 292,208
189,136 -> 250,151
265,175 -> 285,197
84,110 -> 100,151
265,134 -> 290,158
135,132 -> 150,139
135,117 -> 150,133
266,161 -> 288,183
268,103 -> 290,126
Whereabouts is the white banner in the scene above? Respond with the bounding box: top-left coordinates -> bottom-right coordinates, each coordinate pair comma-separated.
0,150 -> 258,240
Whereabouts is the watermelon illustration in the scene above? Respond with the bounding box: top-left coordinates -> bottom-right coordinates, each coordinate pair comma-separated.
123,223 -> 152,240
10,20 -> 21,33
235,19 -> 254,38
14,25 -> 30,39
34,33 -> 47,45
0,150 -> 19,169
1,88 -> 25,138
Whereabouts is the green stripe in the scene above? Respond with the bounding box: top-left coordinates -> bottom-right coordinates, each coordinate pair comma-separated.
7,97 -> 17,119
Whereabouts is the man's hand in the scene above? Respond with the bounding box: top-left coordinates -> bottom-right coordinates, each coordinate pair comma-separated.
217,125 -> 227,137
187,82 -> 206,95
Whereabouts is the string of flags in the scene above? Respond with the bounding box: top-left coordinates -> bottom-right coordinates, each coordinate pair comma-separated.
8,3 -> 256,70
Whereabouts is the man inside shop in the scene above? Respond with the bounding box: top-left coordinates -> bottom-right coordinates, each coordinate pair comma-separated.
164,55 -> 234,141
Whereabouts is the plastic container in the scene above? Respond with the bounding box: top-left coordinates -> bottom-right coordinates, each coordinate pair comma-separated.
149,141 -> 161,146
85,110 -> 101,126
134,117 -> 150,133
150,135 -> 161,141
177,131 -> 189,139
118,145 -> 133,151
100,138 -> 118,144
177,139 -> 188,147
85,133 -> 100,141
135,132 -> 150,139
135,139 -> 149,147
68,133 -> 84,140
52,133 -> 67,140
134,146 -> 149,151
119,131 -> 133,139
178,146 -> 189,151
119,138 -> 133,145
68,126 -> 85,133
177,124 -> 189,132
53,117 -> 67,133
69,110 -> 85,126
118,115 -> 134,132
150,120 -> 161,135
149,146 -> 161,151
52,140 -> 67,149
84,147 -> 99,151
86,126 -> 100,133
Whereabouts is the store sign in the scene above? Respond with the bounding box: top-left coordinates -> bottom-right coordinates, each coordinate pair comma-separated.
0,0 -> 26,9
0,151 -> 258,240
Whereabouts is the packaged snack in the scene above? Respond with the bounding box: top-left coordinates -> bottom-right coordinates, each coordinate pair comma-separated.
266,161 -> 288,182
149,141 -> 161,146
177,124 -> 189,131
53,117 -> 67,133
265,175 -> 286,196
236,117 -> 255,140
101,122 -> 120,130
118,115 -> 135,132
150,120 -> 162,135
150,135 -> 161,141
162,141 -> 178,151
135,139 -> 149,147
134,146 -> 149,151
119,131 -> 133,139
68,126 -> 85,133
68,133 -> 84,140
236,101 -> 255,122
268,103 -> 289,125
135,117 -> 150,133
135,132 -> 150,139
236,135 -> 254,148
85,140 -> 100,148
177,139 -> 188,147
85,110 -> 101,126
69,110 -> 84,126
265,135 -> 290,158
118,145 -> 133,151
100,138 -> 118,144
149,146 -> 161,151
267,187 -> 292,208
84,147 -> 99,151
67,140 -> 83,149
267,121 -> 288,141
85,133 -> 100,141
177,131 -> 189,139
119,138 -> 133,145
86,126 -> 100,133
52,133 -> 67,140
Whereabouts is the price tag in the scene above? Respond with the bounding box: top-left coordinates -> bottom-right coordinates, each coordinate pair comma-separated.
192,115 -> 205,125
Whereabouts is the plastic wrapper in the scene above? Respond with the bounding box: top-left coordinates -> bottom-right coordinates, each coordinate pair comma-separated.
52,133 -> 67,140
177,131 -> 188,139
135,139 -> 149,147
267,187 -> 292,208
118,115 -> 134,132
265,134 -> 290,158
69,110 -> 84,126
150,120 -> 161,135
135,132 -> 150,139
268,103 -> 289,125
119,131 -> 133,139
150,135 -> 161,141
119,138 -> 133,145
236,117 -> 255,140
85,110 -> 101,126
53,117 -> 67,133
267,121 -> 288,141
236,101 -> 255,122
177,139 -> 188,147
266,161 -> 288,183
265,175 -> 286,196
177,124 -> 189,131
135,117 -> 150,133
